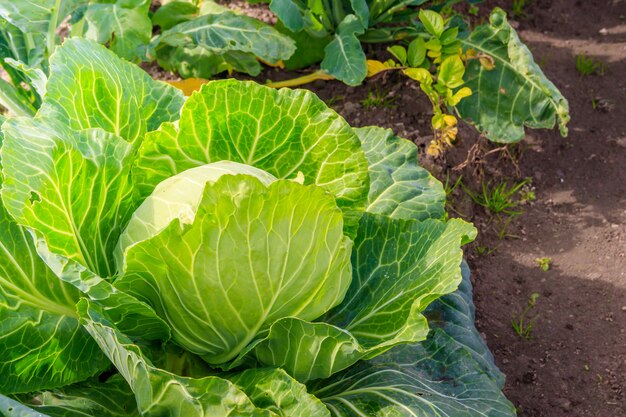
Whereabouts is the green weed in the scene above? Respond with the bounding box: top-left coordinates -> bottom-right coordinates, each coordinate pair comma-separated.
462,178 -> 530,216
519,182 -> 536,203
511,292 -> 540,339
442,173 -> 465,217
474,245 -> 496,256
360,89 -> 396,110
326,95 -> 345,107
511,0 -> 531,19
535,257 -> 552,271
575,54 -> 605,76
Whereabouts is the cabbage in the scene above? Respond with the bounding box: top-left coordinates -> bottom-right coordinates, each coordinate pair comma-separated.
0,39 -> 514,417
116,166 -> 353,364
115,161 -> 277,267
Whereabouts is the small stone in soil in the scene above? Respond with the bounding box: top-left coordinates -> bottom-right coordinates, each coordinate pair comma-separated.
558,398 -> 572,411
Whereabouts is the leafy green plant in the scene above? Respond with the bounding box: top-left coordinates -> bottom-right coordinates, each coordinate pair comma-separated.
462,178 -> 530,216
0,39 -> 516,416
511,293 -> 540,339
575,53 -> 605,76
443,173 -> 465,216
475,245 -> 496,256
267,5 -> 569,146
519,182 -> 536,203
0,0 -> 295,114
368,9 -> 477,155
360,88 -> 396,109
511,0 -> 531,19
536,257 -> 552,271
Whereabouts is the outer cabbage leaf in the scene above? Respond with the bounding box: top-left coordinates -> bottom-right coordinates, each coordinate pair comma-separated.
151,10 -> 295,78
152,1 -> 199,31
309,261 -> 516,417
0,18 -> 45,116
116,174 -> 352,364
356,126 -> 445,221
0,393 -> 48,417
229,213 -> 476,382
321,15 -> 367,86
424,261 -> 505,386
0,117 -> 170,341
155,44 -> 263,79
0,204 -> 108,394
32,232 -> 170,341
268,0 -> 315,34
74,3 -> 152,62
275,20 -> 331,70
40,38 -> 184,146
77,300 -> 286,417
228,368 -> 330,417
458,8 -> 570,143
326,215 -> 474,350
0,0 -> 84,34
14,376 -> 139,417
134,79 -> 369,237
1,118 -> 135,278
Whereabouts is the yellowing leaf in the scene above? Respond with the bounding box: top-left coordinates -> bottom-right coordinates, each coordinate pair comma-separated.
402,68 -> 432,83
478,55 -> 496,71
465,48 -> 478,59
367,60 -> 390,77
449,87 -> 472,106
427,140 -> 444,157
438,55 -> 465,88
167,78 -> 209,96
443,114 -> 457,127
431,114 -> 446,129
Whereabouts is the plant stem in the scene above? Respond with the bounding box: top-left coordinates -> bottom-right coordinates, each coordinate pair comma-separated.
266,70 -> 335,88
47,0 -> 62,56
372,0 -> 415,25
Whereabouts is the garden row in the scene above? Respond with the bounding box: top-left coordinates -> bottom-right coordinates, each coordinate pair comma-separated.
0,1 -> 570,416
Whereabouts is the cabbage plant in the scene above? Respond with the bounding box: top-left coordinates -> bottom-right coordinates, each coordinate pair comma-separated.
0,39 -> 515,416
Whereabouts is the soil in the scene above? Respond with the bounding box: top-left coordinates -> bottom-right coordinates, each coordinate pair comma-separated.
162,0 -> 626,415
251,1 -> 626,415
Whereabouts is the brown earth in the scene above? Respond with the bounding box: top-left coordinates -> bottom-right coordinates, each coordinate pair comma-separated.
250,1 -> 626,416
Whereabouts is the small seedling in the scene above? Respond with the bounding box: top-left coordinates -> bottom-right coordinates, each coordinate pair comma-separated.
468,5 -> 480,16
535,257 -> 552,271
519,181 -> 536,203
511,0 -> 531,19
462,179 -> 530,216
475,245 -> 496,256
575,54 -> 605,76
444,173 -> 463,198
511,292 -> 540,339
326,95 -> 345,107
442,173 -> 466,217
360,88 -> 396,109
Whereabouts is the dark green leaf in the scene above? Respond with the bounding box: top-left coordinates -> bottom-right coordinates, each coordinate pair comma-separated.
152,1 -> 199,30
458,8 -> 569,142
321,15 -> 367,86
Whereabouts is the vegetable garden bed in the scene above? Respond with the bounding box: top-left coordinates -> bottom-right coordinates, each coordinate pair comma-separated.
0,1 -> 623,416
